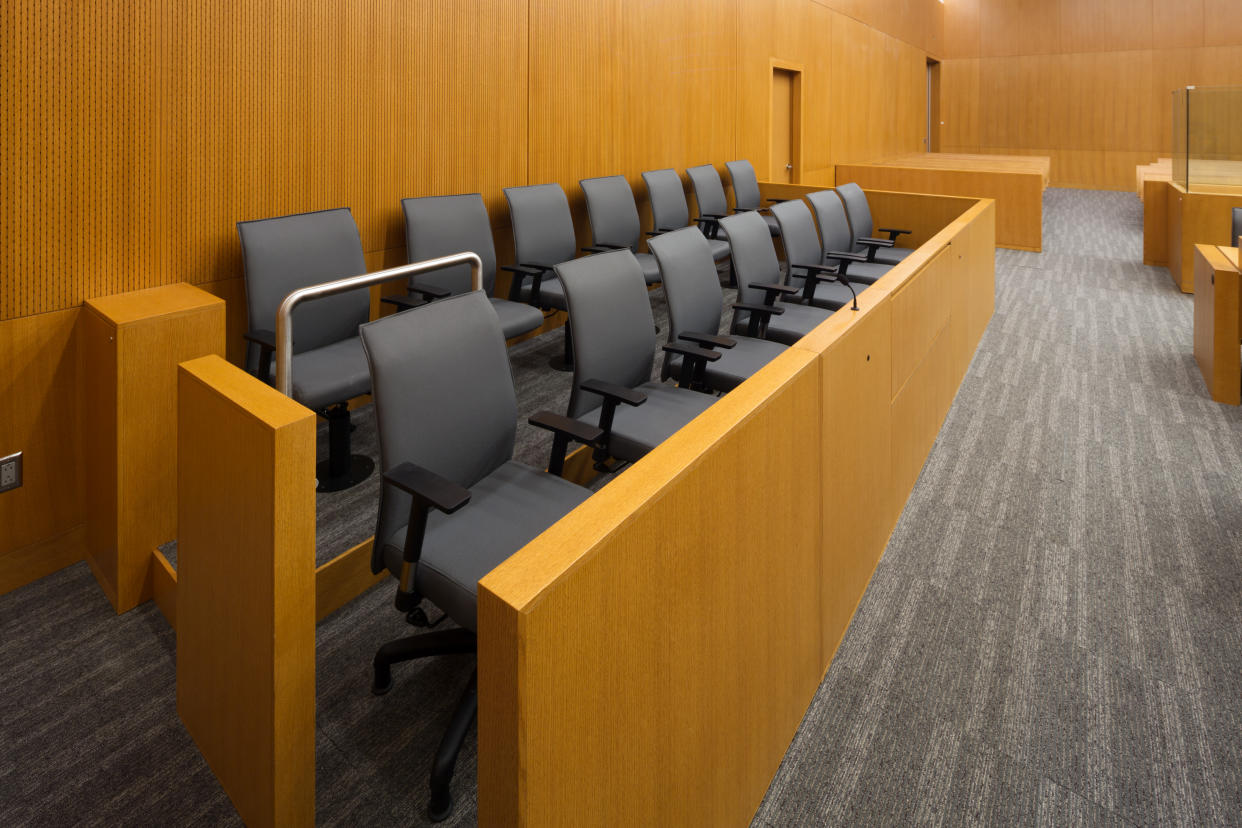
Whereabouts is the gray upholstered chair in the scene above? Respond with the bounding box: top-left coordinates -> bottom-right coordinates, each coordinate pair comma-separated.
719,210 -> 838,345
725,159 -> 781,236
648,227 -> 786,393
237,207 -> 374,492
770,198 -> 872,310
835,182 -> 914,265
805,189 -> 893,286
685,164 -> 733,241
504,182 -> 588,369
642,168 -> 733,280
1232,207 -> 1241,247
359,290 -> 598,822
579,175 -> 662,286
400,193 -> 544,340
556,249 -> 715,469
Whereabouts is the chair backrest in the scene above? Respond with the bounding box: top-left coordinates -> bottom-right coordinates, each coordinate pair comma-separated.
769,199 -> 823,267
504,183 -> 576,267
557,250 -> 656,418
719,210 -> 783,307
402,193 -> 497,297
580,175 -> 642,252
237,207 -> 369,354
686,164 -> 729,218
726,160 -> 761,212
642,168 -> 690,232
359,291 -> 517,570
1233,207 -> 1242,247
835,182 -> 874,243
806,189 -> 855,256
648,227 -> 725,346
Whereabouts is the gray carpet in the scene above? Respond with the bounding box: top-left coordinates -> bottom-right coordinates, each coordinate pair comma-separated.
752,189 -> 1242,827
2,190 -> 1238,826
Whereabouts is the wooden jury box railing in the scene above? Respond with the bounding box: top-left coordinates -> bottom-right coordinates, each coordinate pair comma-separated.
174,188 -> 996,827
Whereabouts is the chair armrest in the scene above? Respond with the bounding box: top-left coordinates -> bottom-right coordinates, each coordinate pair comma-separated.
678,331 -> 736,349
765,197 -> 789,204
731,301 -> 784,340
823,250 -> 869,263
858,236 -> 896,248
582,245 -> 624,254
580,378 -> 647,407
502,263 -> 554,305
380,294 -> 424,311
411,284 -> 452,301
877,227 -> 911,241
789,262 -> 840,279
753,281 -> 800,305
732,301 -> 786,316
528,411 -> 604,446
529,411 -> 605,477
646,227 -> 678,237
500,264 -> 547,276
699,213 -> 726,219
661,341 -> 722,363
384,462 -> 471,515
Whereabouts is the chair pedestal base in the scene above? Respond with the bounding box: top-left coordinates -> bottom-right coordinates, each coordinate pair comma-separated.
315,454 -> 374,493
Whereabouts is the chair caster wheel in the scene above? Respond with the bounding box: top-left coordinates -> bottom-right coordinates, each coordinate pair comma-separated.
407,608 -> 430,627
427,788 -> 453,823
372,664 -> 392,696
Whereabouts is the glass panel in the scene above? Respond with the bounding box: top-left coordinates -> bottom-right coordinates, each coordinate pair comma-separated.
1172,88 -> 1188,190
1185,86 -> 1242,193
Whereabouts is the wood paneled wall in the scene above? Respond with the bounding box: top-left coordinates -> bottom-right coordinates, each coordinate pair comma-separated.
0,0 -> 939,592
940,0 -> 1242,190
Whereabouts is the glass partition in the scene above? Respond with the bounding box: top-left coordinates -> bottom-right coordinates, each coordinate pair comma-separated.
1173,86 -> 1242,193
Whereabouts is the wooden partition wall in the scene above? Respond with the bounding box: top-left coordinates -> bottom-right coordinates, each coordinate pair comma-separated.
478,191 -> 996,826
2,0 -> 945,597
939,0 -> 1242,191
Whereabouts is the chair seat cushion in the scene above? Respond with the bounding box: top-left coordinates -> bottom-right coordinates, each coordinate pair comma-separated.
785,277 -> 869,311
667,336 -> 785,393
290,336 -> 371,411
634,252 -> 662,285
873,246 -> 913,265
835,258 -> 891,285
490,297 -> 545,339
706,237 -> 731,262
518,273 -> 568,310
578,382 -> 715,462
751,302 -> 834,346
382,460 -> 590,631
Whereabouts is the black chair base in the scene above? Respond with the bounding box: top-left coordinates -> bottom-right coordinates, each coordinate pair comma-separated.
316,454 -> 374,493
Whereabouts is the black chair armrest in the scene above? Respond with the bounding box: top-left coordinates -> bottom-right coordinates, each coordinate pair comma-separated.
243,329 -> 277,383
859,236 -> 896,248
732,301 -> 786,316
381,294 -> 425,311
500,263 -> 546,276
529,411 -> 605,478
412,284 -> 452,301
877,227 -> 911,240
661,341 -> 722,362
699,212 -> 726,220
580,378 -> 647,407
385,462 -> 471,515
789,262 -> 841,303
753,281 -> 800,305
678,331 -> 736,349
765,197 -> 789,204
732,301 -> 785,339
502,263 -> 554,305
582,245 -> 624,254
824,250 -> 869,263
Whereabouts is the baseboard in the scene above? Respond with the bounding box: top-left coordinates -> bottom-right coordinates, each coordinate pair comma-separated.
0,524 -> 86,597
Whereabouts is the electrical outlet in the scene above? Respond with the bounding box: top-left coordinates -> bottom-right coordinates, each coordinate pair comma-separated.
0,452 -> 22,493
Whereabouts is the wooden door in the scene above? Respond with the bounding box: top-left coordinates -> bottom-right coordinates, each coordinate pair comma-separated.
771,69 -> 795,183
927,60 -> 941,153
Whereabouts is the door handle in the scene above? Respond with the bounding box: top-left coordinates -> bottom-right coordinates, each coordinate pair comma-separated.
785,163 -> 793,170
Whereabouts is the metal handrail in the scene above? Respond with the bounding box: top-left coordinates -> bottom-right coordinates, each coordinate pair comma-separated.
274,251 -> 483,397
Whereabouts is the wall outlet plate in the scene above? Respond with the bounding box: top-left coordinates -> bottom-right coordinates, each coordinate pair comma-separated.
0,452 -> 22,493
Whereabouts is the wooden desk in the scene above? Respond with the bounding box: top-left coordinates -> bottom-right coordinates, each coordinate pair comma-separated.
1194,244 -> 1242,405
835,152 -> 1045,251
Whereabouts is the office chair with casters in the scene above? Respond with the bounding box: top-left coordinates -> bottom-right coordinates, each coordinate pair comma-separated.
685,164 -> 735,241
805,189 -> 894,286
504,182 -> 591,370
770,198 -> 872,310
725,159 -> 781,236
580,175 -> 663,287
719,210 -> 841,346
835,182 -> 914,265
237,207 -> 374,492
556,249 -> 716,469
401,194 -> 544,340
1232,207 -> 1241,247
648,227 -> 787,393
359,290 -> 598,822
642,168 -> 733,282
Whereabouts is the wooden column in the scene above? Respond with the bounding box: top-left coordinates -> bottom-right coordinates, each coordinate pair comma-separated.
176,355 -> 316,827
80,283 -> 225,612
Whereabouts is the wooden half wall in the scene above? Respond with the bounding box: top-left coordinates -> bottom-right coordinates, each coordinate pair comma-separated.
477,192 -> 996,826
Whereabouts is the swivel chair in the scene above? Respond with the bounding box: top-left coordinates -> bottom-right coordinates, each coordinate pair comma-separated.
648,227 -> 787,393
237,207 -> 374,492
359,290 -> 598,821
805,190 -> 893,286
835,182 -> 914,265
770,198 -> 872,310
643,168 -> 733,282
579,175 -> 662,287
724,159 -> 781,236
556,249 -> 716,469
401,194 -> 544,340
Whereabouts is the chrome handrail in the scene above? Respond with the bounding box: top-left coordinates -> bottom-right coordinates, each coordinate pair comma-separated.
274,251 -> 483,397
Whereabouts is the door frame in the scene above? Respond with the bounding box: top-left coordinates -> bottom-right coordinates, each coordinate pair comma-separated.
769,59 -> 804,184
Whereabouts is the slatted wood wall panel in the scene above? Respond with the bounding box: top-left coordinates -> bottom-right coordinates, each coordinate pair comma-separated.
940,0 -> 1242,190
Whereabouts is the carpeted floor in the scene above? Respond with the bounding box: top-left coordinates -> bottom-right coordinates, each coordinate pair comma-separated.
1,189 -> 1238,826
